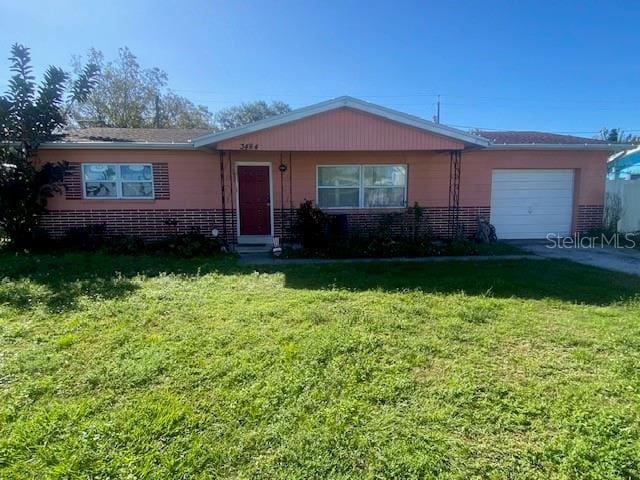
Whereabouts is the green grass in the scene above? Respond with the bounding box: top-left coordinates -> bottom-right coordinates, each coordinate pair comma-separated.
1,252 -> 640,479
473,240 -> 525,255
282,240 -> 525,259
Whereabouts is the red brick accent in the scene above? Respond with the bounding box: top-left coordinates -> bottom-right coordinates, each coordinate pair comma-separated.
273,209 -> 294,240
576,205 -> 603,233
424,206 -> 491,237
273,206 -> 490,240
40,209 -> 236,243
152,163 -> 170,199
63,163 -> 82,200
41,206 -> 491,245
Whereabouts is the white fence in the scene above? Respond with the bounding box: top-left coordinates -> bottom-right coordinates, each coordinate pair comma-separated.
606,179 -> 640,232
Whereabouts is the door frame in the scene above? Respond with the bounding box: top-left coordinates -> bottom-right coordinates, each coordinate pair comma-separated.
234,161 -> 274,241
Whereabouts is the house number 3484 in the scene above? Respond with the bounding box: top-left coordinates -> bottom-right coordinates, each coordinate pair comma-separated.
240,143 -> 259,150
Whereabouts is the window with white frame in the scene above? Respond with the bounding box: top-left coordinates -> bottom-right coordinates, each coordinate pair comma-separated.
317,165 -> 407,208
82,164 -> 154,199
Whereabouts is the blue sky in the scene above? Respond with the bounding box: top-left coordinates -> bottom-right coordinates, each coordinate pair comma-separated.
1,0 -> 638,136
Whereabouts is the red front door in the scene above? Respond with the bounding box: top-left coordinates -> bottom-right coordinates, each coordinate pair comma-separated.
237,165 -> 271,236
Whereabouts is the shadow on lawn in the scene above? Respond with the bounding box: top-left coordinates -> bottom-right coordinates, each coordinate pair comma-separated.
267,259 -> 640,306
1,252 -> 639,310
0,252 -> 228,312
0,264 -> 140,313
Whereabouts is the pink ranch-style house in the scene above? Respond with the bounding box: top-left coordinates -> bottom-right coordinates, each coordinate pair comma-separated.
37,96 -> 628,247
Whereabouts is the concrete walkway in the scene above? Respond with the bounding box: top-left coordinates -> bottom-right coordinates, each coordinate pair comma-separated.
514,241 -> 640,276
238,253 -> 540,266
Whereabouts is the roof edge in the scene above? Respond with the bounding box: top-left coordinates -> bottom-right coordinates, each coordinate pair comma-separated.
193,96 -> 490,148
485,143 -> 633,152
39,141 -> 197,151
607,145 -> 640,162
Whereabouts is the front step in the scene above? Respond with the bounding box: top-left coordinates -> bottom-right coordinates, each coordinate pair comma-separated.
236,244 -> 272,253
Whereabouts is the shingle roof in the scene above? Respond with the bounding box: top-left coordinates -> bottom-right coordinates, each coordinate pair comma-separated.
193,96 -> 490,148
476,130 -> 608,145
54,125 -> 613,149
60,127 -> 214,143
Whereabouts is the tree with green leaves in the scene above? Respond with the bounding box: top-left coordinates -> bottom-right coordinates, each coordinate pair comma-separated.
0,43 -> 99,246
214,100 -> 291,130
70,47 -> 212,129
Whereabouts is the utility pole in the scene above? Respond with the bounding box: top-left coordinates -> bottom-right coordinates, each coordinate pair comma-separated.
435,94 -> 441,124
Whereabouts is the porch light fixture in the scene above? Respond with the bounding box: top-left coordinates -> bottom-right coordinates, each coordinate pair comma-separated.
278,163 -> 287,173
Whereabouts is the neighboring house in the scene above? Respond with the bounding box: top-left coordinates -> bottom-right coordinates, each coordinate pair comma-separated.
608,146 -> 640,180
606,147 -> 640,232
37,96 -> 628,246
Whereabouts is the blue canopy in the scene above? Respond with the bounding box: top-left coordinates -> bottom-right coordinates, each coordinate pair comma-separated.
608,148 -> 640,179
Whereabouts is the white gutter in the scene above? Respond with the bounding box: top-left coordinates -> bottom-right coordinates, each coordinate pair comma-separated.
39,142 -> 197,151
485,143 -> 633,151
37,141 -> 632,152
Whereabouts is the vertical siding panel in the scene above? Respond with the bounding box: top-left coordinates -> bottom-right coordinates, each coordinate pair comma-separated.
217,107 -> 465,151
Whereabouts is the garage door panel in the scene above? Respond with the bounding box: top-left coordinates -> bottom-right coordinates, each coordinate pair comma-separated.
492,170 -> 574,182
491,191 -> 574,203
499,231 -> 565,240
497,225 -> 571,235
493,186 -> 573,194
492,181 -> 575,190
491,206 -> 572,216
493,214 -> 573,226
498,224 -> 572,233
490,169 -> 574,239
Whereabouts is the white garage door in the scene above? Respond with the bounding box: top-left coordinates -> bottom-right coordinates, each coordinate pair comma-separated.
490,169 -> 574,239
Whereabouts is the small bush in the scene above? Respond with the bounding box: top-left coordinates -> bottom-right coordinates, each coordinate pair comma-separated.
407,202 -> 428,240
155,231 -> 222,258
62,224 -> 107,250
283,201 -> 496,259
603,192 -> 623,233
444,239 -> 480,256
20,224 -> 225,257
293,200 -> 329,250
106,235 -> 146,255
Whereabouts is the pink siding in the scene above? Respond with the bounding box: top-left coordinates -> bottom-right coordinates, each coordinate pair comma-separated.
40,149 -> 220,211
216,107 -> 465,151
460,149 -> 607,206
40,148 -> 608,213
224,149 -> 607,211
39,147 -> 608,237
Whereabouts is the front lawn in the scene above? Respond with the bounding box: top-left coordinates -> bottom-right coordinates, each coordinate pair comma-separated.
1,253 -> 640,478
281,239 -> 525,259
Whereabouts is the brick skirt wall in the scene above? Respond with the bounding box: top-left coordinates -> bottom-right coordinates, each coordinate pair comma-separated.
576,205 -> 604,233
273,206 -> 491,241
41,206 -> 490,244
40,204 -> 605,244
40,209 -> 237,243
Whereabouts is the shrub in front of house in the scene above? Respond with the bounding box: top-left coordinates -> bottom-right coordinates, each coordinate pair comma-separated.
287,201 -> 487,258
293,199 -> 330,250
62,224 -> 109,251
106,235 -> 148,255
18,224 -> 225,257
154,231 -> 223,258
